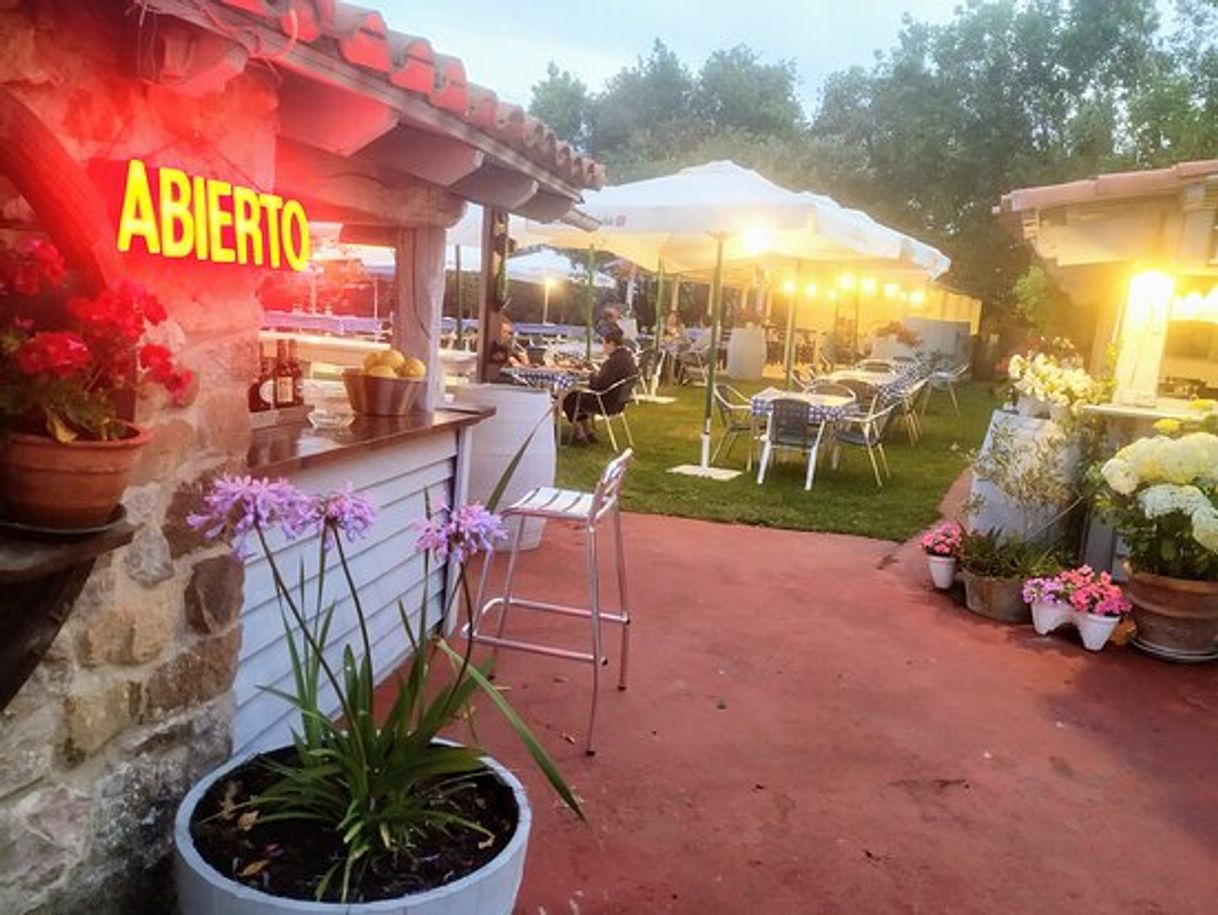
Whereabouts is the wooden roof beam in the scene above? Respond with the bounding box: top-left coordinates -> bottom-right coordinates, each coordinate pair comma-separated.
449,163 -> 538,212
274,139 -> 464,228
359,126 -> 485,188
276,76 -> 398,157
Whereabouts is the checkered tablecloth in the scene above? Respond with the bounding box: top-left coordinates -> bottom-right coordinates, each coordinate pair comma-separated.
502,366 -> 585,394
750,388 -> 856,423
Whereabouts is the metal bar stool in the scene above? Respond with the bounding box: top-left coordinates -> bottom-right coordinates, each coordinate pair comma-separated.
467,449 -> 634,755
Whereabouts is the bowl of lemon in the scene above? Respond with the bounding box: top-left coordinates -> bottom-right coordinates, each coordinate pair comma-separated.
342,349 -> 428,416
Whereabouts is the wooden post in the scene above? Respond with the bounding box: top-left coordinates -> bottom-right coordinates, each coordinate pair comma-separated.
476,207 -> 509,383
393,226 -> 446,413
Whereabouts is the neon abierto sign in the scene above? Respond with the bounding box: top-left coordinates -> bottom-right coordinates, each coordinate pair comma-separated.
115,159 -> 310,271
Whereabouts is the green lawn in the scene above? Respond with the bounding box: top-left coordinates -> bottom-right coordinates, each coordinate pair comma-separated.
555,378 -> 997,542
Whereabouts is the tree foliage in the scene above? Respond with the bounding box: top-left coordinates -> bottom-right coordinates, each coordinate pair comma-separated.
529,2 -> 1218,324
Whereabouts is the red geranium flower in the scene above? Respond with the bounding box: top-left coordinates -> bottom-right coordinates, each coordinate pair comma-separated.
15,331 -> 91,378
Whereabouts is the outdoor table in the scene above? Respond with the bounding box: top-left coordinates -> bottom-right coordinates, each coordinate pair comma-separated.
827,368 -> 913,405
501,365 -> 588,396
750,387 -> 857,422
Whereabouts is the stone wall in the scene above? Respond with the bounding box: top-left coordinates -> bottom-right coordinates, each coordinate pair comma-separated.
0,3 -> 275,911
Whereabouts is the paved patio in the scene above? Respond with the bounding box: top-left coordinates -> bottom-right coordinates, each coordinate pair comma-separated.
394,511 -> 1218,914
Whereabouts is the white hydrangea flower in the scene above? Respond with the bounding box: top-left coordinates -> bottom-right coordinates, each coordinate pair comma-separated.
1138,484 -> 1211,519
1192,506 -> 1218,554
1101,457 -> 1139,495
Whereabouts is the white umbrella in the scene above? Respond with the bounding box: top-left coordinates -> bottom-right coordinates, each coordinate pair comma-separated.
526,161 -> 946,475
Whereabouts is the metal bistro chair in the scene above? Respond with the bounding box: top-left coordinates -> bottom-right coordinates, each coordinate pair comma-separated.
923,361 -> 970,417
568,374 -> 638,450
894,376 -> 928,445
712,383 -> 757,468
677,335 -> 712,386
468,450 -> 634,756
756,398 -> 825,491
832,393 -> 897,487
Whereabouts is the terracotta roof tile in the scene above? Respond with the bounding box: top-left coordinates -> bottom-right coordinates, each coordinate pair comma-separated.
213,0 -> 603,191
1002,159 -> 1218,215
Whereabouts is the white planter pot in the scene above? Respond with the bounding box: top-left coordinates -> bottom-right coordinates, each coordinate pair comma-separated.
926,555 -> 957,590
1016,395 -> 1050,418
1076,612 -> 1119,652
1030,599 -> 1073,636
175,745 -> 532,915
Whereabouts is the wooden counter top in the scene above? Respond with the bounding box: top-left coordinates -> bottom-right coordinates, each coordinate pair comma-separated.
247,407 -> 493,477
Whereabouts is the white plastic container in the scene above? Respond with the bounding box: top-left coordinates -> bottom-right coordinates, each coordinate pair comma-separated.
453,384 -> 556,550
1031,599 -> 1074,636
927,555 -> 957,590
1077,612 -> 1120,652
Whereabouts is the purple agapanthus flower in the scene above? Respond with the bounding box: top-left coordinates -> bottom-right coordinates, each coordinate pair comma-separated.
188,475 -> 376,555
187,474 -> 313,554
312,484 -> 377,548
414,503 -> 506,564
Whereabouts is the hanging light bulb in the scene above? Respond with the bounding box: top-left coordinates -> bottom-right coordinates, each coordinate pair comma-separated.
805,282 -> 818,298
860,276 -> 878,295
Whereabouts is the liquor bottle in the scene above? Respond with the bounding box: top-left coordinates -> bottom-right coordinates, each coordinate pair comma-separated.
288,339 -> 304,406
248,355 -> 272,412
274,340 -> 293,408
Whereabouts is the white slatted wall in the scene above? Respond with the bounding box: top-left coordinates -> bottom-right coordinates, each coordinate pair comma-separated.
233,431 -> 460,754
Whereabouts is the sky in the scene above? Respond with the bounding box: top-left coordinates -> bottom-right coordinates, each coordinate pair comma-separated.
379,0 -> 964,114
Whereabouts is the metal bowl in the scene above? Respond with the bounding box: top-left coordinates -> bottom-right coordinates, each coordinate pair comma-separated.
342,369 -> 425,416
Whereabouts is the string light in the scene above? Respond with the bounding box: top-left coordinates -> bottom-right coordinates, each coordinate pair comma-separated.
805,282 -> 818,298
860,276 -> 878,295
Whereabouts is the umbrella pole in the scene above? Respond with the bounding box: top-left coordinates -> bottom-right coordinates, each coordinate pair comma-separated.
652,261 -> 666,396
585,245 -> 595,363
784,263 -> 802,388
701,236 -> 725,469
454,244 -> 463,347
543,282 -> 550,324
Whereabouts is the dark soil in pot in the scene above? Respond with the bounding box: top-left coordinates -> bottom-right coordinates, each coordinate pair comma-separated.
189,746 -> 518,904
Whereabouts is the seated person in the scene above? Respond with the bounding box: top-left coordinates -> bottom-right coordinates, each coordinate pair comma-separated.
595,304 -> 623,341
663,310 -> 686,346
562,327 -> 637,444
487,313 -> 526,381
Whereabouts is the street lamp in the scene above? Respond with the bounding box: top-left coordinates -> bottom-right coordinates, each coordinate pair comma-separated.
542,276 -> 556,324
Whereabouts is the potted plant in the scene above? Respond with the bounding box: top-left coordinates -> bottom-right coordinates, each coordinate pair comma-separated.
0,239 -> 192,528
958,529 -> 1058,623
1006,348 -> 1102,421
1022,574 -> 1073,635
1095,432 -> 1218,661
1023,566 -> 1131,651
920,520 -> 962,589
174,474 -> 581,912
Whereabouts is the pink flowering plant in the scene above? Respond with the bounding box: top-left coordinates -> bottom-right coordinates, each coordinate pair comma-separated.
919,521 -> 962,558
1022,566 -> 1131,617
188,470 -> 579,902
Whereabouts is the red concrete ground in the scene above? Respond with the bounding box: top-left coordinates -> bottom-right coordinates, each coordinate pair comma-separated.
395,511 -> 1218,914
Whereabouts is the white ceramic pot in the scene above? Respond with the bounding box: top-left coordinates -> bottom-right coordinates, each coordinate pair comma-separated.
926,555 -> 957,590
1076,612 -> 1119,652
1031,599 -> 1073,636
175,746 -> 532,915
1015,395 -> 1049,418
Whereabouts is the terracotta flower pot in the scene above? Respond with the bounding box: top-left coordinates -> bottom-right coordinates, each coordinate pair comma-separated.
0,423 -> 149,529
1126,568 -> 1218,662
961,569 -> 1031,623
